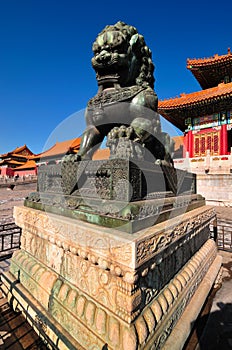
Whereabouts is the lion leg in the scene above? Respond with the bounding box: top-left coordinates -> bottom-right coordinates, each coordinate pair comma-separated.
77,125 -> 104,160
131,117 -> 153,143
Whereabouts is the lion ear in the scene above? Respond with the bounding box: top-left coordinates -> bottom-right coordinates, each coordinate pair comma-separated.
129,34 -> 139,48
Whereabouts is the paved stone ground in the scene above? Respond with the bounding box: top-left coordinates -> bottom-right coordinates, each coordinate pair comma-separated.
0,183 -> 36,223
0,183 -> 48,349
195,250 -> 232,350
0,286 -> 48,349
184,250 -> 232,350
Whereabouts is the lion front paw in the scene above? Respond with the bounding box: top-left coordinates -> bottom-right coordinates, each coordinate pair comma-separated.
62,153 -> 82,163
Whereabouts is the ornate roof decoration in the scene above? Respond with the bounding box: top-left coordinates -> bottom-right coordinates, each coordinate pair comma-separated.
159,82 -> 232,109
0,145 -> 34,159
0,159 -> 25,166
13,160 -> 36,170
158,82 -> 232,130
187,48 -> 232,89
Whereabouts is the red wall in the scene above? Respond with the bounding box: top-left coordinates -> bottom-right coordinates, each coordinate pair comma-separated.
0,167 -> 14,177
13,168 -> 37,177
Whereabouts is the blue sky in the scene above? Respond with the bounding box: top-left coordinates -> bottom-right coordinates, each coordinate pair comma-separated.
0,0 -> 231,154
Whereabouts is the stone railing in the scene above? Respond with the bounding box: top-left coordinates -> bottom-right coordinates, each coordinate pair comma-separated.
0,222 -> 22,260
0,175 -> 37,188
174,153 -> 232,174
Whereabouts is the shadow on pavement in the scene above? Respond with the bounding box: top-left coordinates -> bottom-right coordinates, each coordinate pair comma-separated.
194,302 -> 232,350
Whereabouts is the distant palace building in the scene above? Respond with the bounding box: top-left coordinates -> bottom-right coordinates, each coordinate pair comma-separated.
0,145 -> 36,177
158,48 -> 232,173
31,137 -> 111,164
0,138 -> 111,178
31,138 -> 81,165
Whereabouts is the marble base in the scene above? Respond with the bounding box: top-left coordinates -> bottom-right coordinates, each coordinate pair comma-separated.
1,205 -> 221,350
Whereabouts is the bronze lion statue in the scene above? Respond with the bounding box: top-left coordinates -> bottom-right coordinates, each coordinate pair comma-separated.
75,21 -> 173,165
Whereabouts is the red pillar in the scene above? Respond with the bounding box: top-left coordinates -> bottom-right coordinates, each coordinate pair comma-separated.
188,130 -> 193,158
183,132 -> 189,157
183,130 -> 193,157
220,124 -> 228,155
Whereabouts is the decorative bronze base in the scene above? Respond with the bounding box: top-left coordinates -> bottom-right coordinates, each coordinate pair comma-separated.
25,159 -> 198,233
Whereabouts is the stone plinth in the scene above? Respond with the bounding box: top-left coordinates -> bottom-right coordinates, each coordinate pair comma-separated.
1,205 -> 221,350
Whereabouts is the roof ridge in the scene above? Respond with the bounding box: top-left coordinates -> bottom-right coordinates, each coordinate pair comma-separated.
187,50 -> 232,67
159,81 -> 232,103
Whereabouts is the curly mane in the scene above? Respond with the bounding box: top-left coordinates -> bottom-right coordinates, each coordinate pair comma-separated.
92,21 -> 155,89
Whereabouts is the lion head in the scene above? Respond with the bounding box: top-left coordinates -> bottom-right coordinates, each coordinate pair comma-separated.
91,21 -> 155,90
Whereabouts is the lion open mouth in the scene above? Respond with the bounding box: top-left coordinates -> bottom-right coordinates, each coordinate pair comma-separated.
96,72 -> 120,88
92,53 -> 129,89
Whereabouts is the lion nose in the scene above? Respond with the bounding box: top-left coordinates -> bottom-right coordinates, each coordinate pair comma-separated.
97,50 -> 111,63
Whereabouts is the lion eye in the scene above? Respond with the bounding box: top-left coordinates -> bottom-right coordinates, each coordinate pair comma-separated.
103,45 -> 110,51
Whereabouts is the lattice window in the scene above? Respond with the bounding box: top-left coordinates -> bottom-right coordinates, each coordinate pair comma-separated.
193,131 -> 220,157
207,136 -> 212,151
213,134 -> 219,153
194,137 -> 200,155
201,137 -> 206,155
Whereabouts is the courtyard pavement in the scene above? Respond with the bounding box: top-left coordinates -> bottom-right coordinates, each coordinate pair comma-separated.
194,250 -> 232,350
185,249 -> 232,350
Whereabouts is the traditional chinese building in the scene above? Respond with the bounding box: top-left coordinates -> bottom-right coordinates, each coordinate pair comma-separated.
0,145 -> 34,177
31,137 -> 111,165
13,160 -> 37,177
31,138 -> 82,165
158,49 -> 232,161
